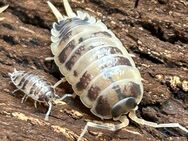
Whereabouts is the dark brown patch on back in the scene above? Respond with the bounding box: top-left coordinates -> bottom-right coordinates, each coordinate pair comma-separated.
65,45 -> 96,70
87,86 -> 101,101
94,96 -> 111,116
58,40 -> 76,63
109,47 -> 122,54
78,31 -> 112,44
18,72 -> 32,87
117,57 -> 132,66
79,37 -> 84,43
123,82 -> 141,98
100,56 -> 132,71
30,79 -> 44,96
22,79 -> 29,90
93,47 -> 122,60
65,55 -> 77,70
76,72 -> 92,91
75,45 -> 85,56
65,45 -> 85,70
112,85 -> 126,100
74,71 -> 78,77
29,81 -> 37,95
61,31 -> 72,41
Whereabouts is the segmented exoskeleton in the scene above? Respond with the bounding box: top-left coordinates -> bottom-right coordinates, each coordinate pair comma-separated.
47,0 -> 188,140
9,69 -> 60,121
0,5 -> 9,21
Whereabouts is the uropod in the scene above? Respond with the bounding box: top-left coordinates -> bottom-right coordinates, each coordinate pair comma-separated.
46,0 -> 188,140
0,5 -> 9,21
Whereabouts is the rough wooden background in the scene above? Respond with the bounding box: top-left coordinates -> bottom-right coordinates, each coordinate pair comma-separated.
0,0 -> 188,140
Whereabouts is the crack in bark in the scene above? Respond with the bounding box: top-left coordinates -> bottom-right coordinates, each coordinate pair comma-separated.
0,35 -> 18,45
8,5 -> 50,30
120,17 -> 188,45
137,20 -> 188,44
89,0 -> 127,15
127,35 -> 188,68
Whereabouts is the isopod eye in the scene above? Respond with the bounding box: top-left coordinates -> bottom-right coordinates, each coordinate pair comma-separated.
111,97 -> 137,118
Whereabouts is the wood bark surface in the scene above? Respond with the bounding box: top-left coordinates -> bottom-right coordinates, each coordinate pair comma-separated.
0,0 -> 188,141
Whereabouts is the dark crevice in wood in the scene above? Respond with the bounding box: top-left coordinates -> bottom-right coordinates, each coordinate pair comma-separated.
138,20 -> 188,44
8,5 -> 50,30
121,19 -> 188,44
0,35 -> 18,45
89,0 -> 127,15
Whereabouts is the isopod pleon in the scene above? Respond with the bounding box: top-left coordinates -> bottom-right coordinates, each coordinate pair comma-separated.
9,69 -> 61,121
47,0 -> 188,140
0,5 -> 9,21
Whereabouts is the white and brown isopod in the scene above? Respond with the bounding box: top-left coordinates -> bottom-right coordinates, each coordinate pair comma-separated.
9,69 -> 60,121
47,0 -> 188,140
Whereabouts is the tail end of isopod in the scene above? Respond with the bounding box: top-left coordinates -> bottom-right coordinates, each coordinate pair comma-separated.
0,5 -> 9,13
61,0 -> 76,17
0,5 -> 9,21
47,1 -> 64,21
47,0 -> 76,22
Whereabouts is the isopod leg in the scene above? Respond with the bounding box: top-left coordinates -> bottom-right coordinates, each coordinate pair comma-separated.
129,110 -> 188,133
12,89 -> 19,95
52,78 -> 66,89
129,53 -> 136,57
0,17 -> 4,21
0,5 -> 9,13
21,94 -> 28,103
45,57 -> 54,61
59,93 -> 76,101
44,101 -> 52,121
34,101 -> 37,109
78,116 -> 129,141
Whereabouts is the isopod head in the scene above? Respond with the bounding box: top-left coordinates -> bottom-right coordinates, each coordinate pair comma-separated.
112,97 -> 137,119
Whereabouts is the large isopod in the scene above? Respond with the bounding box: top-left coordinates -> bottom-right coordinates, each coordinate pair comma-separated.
47,0 -> 188,140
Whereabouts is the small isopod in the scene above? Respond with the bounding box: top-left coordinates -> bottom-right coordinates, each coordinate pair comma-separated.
0,5 -> 9,21
46,0 -> 188,140
9,69 -> 62,121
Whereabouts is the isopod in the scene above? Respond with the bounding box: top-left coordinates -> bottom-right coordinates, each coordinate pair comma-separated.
47,0 -> 188,140
0,5 -> 9,21
9,69 -> 61,121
